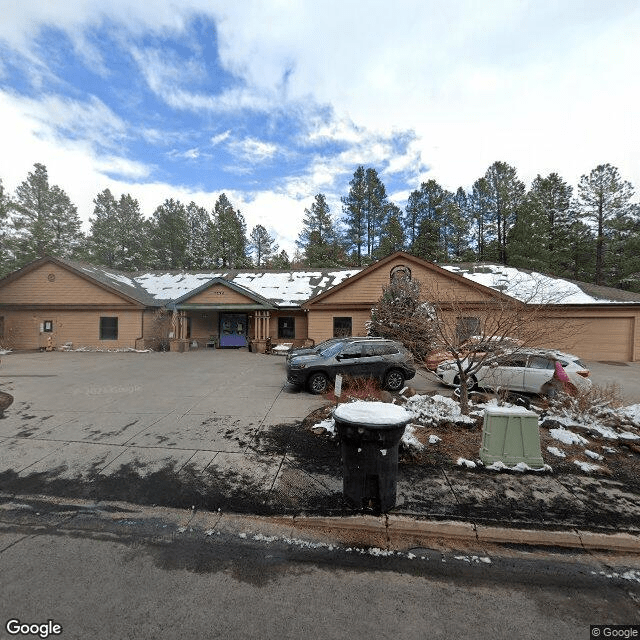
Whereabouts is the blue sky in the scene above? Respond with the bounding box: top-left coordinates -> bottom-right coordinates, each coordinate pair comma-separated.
1,1 -> 639,257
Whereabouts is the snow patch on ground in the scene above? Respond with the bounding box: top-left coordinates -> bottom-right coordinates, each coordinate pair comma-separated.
592,569 -> 640,584
428,435 -> 441,444
454,555 -> 492,564
547,446 -> 566,458
574,460 -> 602,472
402,425 -> 424,450
549,428 -> 589,446
584,449 -> 604,461
457,458 -> 477,468
485,461 -> 552,473
313,417 -> 336,436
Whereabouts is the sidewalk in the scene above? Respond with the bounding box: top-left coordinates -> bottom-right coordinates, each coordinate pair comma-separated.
0,350 -> 639,554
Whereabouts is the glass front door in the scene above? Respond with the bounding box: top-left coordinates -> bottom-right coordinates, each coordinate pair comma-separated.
219,313 -> 248,348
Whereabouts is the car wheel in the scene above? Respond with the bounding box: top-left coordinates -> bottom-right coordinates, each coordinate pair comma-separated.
384,369 -> 405,392
308,372 -> 330,395
454,375 -> 477,391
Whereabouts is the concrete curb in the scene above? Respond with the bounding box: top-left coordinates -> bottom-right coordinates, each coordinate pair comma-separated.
2,493 -> 639,555
290,515 -> 640,555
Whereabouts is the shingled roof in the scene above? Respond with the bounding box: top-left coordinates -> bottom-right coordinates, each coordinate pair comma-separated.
64,258 -> 362,308
11,256 -> 640,309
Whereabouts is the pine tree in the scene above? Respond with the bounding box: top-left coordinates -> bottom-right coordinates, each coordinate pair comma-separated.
115,194 -> 152,271
341,166 -> 367,265
297,193 -> 341,267
469,177 -> 494,261
578,164 -> 634,285
211,194 -> 250,268
249,224 -> 278,267
185,202 -> 213,269
149,198 -> 189,269
86,188 -> 120,268
508,173 -> 574,273
267,249 -> 291,269
11,163 -> 83,266
0,179 -> 13,276
364,167 -> 388,257
483,161 -> 525,265
376,204 -> 405,258
447,188 -> 472,261
404,189 -> 422,252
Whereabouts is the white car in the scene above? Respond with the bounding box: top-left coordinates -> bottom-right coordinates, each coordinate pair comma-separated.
436,349 -> 592,395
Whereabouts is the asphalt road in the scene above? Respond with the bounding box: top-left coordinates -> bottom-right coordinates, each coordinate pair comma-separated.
1,506 -> 638,640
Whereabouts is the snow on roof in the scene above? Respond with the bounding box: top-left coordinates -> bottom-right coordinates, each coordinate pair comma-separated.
135,272 -> 225,301
100,268 -> 363,307
442,264 -> 615,304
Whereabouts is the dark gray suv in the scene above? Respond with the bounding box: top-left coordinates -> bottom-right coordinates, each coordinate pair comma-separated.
286,337 -> 416,394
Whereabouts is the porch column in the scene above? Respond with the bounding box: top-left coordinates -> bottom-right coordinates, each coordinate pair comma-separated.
178,311 -> 187,339
255,310 -> 270,340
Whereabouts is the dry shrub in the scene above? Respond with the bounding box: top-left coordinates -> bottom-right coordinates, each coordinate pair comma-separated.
325,376 -> 385,403
549,382 -> 624,419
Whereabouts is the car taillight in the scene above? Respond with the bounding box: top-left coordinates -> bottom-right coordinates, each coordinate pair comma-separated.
576,370 -> 590,378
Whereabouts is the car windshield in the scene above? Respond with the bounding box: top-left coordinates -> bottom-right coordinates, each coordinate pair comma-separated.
320,341 -> 345,358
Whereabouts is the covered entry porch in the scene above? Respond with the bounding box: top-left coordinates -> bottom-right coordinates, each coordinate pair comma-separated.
168,307 -> 274,351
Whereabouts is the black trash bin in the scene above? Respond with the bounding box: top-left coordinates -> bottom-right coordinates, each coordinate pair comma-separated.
333,401 -> 412,513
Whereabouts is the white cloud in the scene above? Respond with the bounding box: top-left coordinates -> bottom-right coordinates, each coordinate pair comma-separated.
210,130 -> 231,145
1,0 -> 640,258
228,137 -> 279,162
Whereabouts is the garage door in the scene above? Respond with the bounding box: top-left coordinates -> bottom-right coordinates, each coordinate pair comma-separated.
560,317 -> 633,362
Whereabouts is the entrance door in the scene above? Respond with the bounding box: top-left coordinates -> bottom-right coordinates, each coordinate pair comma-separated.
38,317 -> 57,350
219,313 -> 248,348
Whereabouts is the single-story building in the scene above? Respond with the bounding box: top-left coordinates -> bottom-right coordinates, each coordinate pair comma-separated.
1,252 -> 639,362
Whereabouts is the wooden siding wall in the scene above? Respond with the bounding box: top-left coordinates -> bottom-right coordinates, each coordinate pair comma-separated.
536,311 -> 638,362
189,285 -> 254,305
307,310 -> 372,343
317,260 -> 494,306
268,311 -> 308,344
188,312 -> 220,343
0,263 -> 127,305
1,309 -> 144,350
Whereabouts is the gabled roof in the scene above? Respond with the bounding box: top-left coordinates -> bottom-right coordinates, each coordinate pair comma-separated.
5,254 -> 639,310
7,257 -> 361,308
0,256 -> 149,307
302,251 -> 515,307
443,263 -> 640,304
169,277 -> 275,309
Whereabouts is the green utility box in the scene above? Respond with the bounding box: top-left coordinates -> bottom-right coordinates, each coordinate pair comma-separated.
479,406 -> 544,468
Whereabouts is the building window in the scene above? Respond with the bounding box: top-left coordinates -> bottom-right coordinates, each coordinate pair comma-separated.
390,264 -> 411,281
456,316 -> 480,343
278,316 -> 295,339
333,317 -> 352,338
43,320 -> 53,333
100,317 -> 118,340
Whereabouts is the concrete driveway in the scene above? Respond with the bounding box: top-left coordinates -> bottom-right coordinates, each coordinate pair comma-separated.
1,350 -> 639,525
0,351 -> 334,507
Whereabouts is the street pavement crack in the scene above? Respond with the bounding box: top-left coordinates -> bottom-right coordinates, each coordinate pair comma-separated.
0,534 -> 32,554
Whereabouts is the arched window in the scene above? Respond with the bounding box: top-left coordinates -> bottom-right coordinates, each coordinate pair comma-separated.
390,264 -> 411,281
